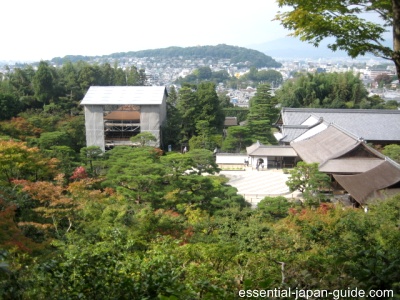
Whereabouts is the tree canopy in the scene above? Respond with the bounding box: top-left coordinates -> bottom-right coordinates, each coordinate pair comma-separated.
246,83 -> 279,144
275,0 -> 400,79
275,72 -> 392,109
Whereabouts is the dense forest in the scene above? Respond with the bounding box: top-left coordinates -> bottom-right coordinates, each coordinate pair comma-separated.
50,44 -> 282,68
1,141 -> 400,298
276,72 -> 399,109
0,61 -> 146,120
1,58 -> 400,298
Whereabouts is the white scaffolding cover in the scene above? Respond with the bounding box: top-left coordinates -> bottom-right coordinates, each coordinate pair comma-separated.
81,86 -> 167,151
84,105 -> 105,150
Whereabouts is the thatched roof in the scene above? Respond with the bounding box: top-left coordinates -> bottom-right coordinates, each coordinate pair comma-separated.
334,161 -> 400,204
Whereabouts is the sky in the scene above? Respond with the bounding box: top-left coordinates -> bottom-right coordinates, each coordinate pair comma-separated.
2,0 -> 291,62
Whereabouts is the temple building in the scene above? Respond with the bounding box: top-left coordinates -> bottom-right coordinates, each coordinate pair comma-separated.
290,124 -> 400,206
274,108 -> 400,146
80,86 -> 167,151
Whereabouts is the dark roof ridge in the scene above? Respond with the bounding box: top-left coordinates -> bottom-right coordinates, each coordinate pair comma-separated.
281,107 -> 400,114
259,145 -> 294,148
282,117 -> 324,129
282,125 -> 312,129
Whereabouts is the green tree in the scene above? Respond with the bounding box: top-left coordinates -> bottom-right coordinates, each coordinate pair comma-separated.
286,162 -> 331,206
99,63 -> 115,85
58,61 -> 82,103
7,66 -> 35,99
32,61 -> 54,105
162,86 -> 182,150
38,131 -> 71,150
102,146 -> 166,206
80,146 -> 103,175
222,107 -> 249,123
382,144 -> 400,163
44,146 -> 77,176
196,82 -> 225,132
185,149 -> 220,175
240,67 -> 283,87
276,72 -> 369,108
189,120 -> 221,151
56,115 -> 86,152
275,0 -> 400,79
218,91 -> 233,108
0,140 -> 58,184
78,63 -> 100,92
0,93 -> 22,120
257,196 -> 291,219
130,132 -> 157,147
195,66 -> 212,80
126,65 -> 141,85
286,162 -> 329,193
177,85 -> 198,143
222,126 -> 252,152
246,83 -> 278,144
113,63 -> 126,85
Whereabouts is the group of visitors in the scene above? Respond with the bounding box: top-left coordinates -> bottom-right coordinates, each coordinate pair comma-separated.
245,158 -> 265,171
256,158 -> 264,171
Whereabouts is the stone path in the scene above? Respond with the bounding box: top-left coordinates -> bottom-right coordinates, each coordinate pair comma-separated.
219,168 -> 299,207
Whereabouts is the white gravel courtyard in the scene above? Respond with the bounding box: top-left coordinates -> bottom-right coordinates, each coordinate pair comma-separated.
219,168 -> 298,207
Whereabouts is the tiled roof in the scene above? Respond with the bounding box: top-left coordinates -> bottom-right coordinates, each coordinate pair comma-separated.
278,107 -> 400,142
246,141 -> 297,157
291,125 -> 362,164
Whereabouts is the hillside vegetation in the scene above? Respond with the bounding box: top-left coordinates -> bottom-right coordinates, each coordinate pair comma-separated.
51,44 -> 282,68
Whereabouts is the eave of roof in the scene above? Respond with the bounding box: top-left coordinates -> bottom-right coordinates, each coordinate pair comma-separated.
246,141 -> 297,156
319,158 -> 384,174
250,146 -> 298,157
333,160 -> 400,204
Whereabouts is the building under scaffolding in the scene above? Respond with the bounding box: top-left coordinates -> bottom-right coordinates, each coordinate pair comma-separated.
80,86 -> 167,151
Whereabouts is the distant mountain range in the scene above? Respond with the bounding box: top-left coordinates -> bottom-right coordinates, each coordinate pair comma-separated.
250,37 -> 393,60
50,44 -> 282,68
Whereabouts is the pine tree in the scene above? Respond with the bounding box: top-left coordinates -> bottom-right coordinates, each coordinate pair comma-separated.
246,84 -> 278,144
